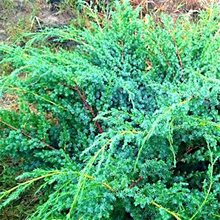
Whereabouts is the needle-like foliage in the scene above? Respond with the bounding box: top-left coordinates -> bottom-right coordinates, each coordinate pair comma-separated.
0,1 -> 219,219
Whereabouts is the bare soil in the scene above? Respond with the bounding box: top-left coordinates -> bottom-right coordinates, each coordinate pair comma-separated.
0,0 -> 74,42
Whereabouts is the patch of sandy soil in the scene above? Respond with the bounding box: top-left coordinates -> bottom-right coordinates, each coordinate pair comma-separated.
0,94 -> 19,111
37,2 -> 74,26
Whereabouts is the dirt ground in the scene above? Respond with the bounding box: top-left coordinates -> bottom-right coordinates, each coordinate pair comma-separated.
0,0 -> 74,42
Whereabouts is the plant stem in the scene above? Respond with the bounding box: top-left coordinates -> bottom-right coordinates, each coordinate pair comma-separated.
71,84 -> 103,134
151,200 -> 182,220
0,117 -> 56,150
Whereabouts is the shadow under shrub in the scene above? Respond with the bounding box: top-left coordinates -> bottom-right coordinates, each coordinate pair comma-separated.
0,1 -> 219,219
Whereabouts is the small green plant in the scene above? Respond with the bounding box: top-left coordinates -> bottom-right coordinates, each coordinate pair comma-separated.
0,1 -> 219,219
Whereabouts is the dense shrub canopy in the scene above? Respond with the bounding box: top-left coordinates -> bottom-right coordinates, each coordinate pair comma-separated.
0,2 -> 219,219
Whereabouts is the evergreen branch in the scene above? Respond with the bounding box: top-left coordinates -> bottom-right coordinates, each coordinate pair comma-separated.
68,139 -> 112,218
189,148 -> 219,220
7,87 -> 67,111
0,170 -> 63,201
68,84 -> 103,134
151,201 -> 182,220
0,117 -> 56,150
134,96 -> 193,172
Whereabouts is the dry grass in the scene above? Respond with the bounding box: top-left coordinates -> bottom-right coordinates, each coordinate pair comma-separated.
129,0 -> 219,13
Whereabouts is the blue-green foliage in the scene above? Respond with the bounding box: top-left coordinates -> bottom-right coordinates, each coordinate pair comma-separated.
0,2 -> 219,219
